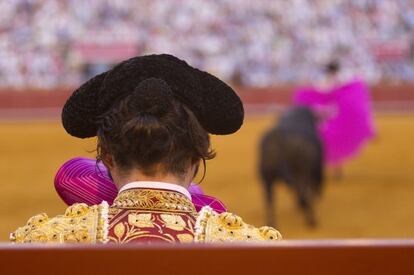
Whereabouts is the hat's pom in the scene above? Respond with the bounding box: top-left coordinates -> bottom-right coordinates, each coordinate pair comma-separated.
128,78 -> 174,117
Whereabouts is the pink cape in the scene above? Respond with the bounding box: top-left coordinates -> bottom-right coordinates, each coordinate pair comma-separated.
54,157 -> 227,213
293,79 -> 375,166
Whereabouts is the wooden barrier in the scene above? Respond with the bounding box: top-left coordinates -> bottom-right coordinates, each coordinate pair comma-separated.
0,84 -> 413,109
0,85 -> 412,119
1,240 -> 413,275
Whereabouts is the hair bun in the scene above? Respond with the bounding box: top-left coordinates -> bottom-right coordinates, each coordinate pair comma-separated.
129,78 -> 174,116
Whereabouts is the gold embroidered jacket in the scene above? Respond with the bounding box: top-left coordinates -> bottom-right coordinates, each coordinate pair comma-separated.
10,188 -> 282,244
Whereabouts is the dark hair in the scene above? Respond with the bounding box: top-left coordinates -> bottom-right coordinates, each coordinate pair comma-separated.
96,78 -> 215,179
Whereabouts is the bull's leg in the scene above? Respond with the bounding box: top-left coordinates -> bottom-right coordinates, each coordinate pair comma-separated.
298,191 -> 317,228
263,180 -> 276,228
303,200 -> 317,228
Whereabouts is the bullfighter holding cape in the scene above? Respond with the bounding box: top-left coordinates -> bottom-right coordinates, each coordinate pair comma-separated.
10,54 -> 281,244
294,62 -> 376,170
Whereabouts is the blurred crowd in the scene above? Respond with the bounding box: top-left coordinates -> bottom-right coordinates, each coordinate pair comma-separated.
1,0 -> 414,88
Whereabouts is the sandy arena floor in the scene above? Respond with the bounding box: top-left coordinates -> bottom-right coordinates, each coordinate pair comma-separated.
1,114 -> 413,240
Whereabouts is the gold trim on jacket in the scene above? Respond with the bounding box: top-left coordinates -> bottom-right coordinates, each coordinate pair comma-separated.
195,206 -> 282,242
10,189 -> 282,243
10,202 -> 108,244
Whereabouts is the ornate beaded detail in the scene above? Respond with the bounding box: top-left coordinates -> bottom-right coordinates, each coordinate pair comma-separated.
194,206 -> 282,242
112,189 -> 197,215
10,202 -> 109,244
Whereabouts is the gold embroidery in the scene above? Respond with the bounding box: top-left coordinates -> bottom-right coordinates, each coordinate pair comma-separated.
108,220 -> 153,243
11,188 -> 281,244
27,213 -> 48,227
128,213 -> 155,228
63,228 -> 91,243
194,206 -> 282,242
259,226 -> 282,240
108,189 -> 198,244
108,209 -> 196,244
177,233 -> 194,243
114,223 -> 126,239
65,203 -> 91,217
10,202 -> 109,244
112,189 -> 196,215
160,214 -> 186,231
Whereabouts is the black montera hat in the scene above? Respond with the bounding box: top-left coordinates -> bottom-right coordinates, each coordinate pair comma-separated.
62,54 -> 244,138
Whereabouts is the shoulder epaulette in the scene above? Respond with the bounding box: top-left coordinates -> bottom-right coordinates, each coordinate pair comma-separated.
10,202 -> 109,244
194,206 -> 282,242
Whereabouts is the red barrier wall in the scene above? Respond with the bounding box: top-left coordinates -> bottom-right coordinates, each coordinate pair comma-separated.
1,240 -> 414,275
0,89 -> 71,109
0,84 -> 413,109
238,84 -> 414,105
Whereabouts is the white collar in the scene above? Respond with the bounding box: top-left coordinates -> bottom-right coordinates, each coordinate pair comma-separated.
119,181 -> 192,200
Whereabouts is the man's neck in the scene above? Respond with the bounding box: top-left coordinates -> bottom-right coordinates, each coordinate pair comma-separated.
115,173 -> 191,191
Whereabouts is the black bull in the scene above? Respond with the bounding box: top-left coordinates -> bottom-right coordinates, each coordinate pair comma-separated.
259,106 -> 324,228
